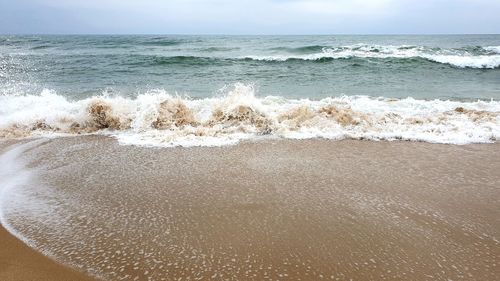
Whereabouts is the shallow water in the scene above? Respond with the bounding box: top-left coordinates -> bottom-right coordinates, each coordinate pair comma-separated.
1,137 -> 499,280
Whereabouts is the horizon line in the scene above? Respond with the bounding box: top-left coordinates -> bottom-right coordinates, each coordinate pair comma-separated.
1,33 -> 500,36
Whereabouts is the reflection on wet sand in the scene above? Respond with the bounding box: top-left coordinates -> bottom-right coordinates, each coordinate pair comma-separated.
0,136 -> 499,280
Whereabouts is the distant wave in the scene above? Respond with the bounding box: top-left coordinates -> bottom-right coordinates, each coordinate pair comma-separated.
117,45 -> 500,69
1,83 -> 498,147
139,39 -> 185,46
246,45 -> 500,69
30,45 -> 53,50
148,56 -> 224,66
485,46 -> 500,54
153,55 -> 213,64
15,42 -> 500,69
268,45 -> 328,54
197,47 -> 241,52
138,37 -> 204,47
243,54 -> 500,69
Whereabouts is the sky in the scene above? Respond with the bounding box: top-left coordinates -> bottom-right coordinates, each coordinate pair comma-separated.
1,0 -> 499,34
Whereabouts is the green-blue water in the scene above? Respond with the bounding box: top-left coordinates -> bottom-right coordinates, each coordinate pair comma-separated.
1,35 -> 499,100
1,35 -> 499,146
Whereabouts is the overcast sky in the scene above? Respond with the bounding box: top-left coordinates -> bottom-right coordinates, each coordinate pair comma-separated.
1,0 -> 499,34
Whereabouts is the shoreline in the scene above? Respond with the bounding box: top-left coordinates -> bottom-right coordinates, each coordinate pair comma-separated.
0,139 -> 96,281
0,136 -> 499,280
0,224 -> 96,281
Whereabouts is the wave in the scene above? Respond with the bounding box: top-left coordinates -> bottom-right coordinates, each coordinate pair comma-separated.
245,45 -> 500,69
268,45 -> 328,54
1,84 -> 499,147
122,54 -> 500,69
149,55 -> 221,66
30,45 -> 53,50
485,46 -> 500,54
123,45 -> 500,69
198,47 -> 241,52
12,42 -> 500,69
139,39 -> 185,46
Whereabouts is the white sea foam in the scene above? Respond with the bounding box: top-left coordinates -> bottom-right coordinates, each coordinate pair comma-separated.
421,54 -> 500,69
485,46 -> 500,54
245,45 -> 500,69
0,139 -> 48,249
0,84 -> 499,146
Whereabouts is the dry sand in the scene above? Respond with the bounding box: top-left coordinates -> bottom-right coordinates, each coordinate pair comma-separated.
0,136 -> 499,280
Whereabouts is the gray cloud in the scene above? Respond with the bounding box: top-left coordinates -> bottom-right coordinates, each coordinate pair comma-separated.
0,0 -> 499,34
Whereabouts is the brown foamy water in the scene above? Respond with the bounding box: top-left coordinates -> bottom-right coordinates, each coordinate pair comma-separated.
0,137 -> 499,280
1,85 -> 499,147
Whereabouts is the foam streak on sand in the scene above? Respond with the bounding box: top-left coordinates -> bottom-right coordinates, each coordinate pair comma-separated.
1,84 -> 499,146
0,140 -> 46,249
1,136 -> 498,281
0,141 -> 94,281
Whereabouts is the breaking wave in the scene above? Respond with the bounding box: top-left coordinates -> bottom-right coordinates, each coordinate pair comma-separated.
118,44 -> 500,68
48,45 -> 500,69
1,83 -> 499,147
246,44 -> 500,69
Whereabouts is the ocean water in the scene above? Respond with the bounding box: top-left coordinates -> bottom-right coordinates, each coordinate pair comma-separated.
1,35 -> 499,145
1,36 -> 500,281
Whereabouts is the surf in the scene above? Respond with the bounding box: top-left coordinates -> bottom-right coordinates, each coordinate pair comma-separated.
1,83 -> 499,147
245,44 -> 500,69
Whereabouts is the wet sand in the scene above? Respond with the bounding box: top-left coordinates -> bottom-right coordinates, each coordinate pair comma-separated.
0,140 -> 95,280
0,136 -> 499,280
0,225 -> 95,281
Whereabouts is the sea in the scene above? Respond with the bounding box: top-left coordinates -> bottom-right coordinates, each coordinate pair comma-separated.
1,35 -> 499,146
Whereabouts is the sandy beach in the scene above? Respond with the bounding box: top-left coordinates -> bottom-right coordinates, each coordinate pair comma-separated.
0,225 -> 95,281
0,136 -> 499,280
0,140 -> 95,280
